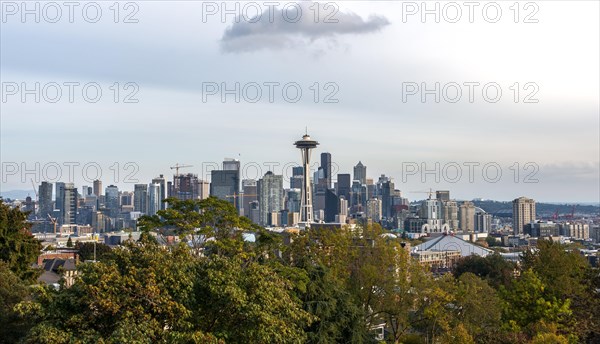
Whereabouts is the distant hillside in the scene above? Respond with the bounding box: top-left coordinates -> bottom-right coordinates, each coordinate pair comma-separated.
472,200 -> 600,217
409,199 -> 600,218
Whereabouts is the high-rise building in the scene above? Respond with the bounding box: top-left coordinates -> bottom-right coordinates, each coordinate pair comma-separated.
351,181 -> 367,212
134,184 -> 148,214
420,198 -> 441,220
241,179 -> 258,217
367,198 -> 382,221
286,188 -> 301,213
294,133 -> 319,224
339,197 -> 348,216
257,172 -> 283,226
148,183 -> 161,216
173,173 -> 202,200
210,170 -> 239,207
120,191 -> 134,211
198,180 -> 210,200
92,211 -> 106,232
474,212 -> 492,233
55,182 -> 66,221
512,197 -> 536,235
459,201 -> 476,232
290,166 -> 303,189
93,180 -> 102,197
105,185 -> 120,217
320,152 -> 332,189
381,180 -> 394,219
337,173 -> 351,201
62,183 -> 77,225
223,158 -> 241,194
353,161 -> 367,185
151,175 -> 167,210
324,188 -> 339,223
38,181 -> 53,219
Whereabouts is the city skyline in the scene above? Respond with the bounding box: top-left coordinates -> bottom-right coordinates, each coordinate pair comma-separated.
1,1 -> 598,203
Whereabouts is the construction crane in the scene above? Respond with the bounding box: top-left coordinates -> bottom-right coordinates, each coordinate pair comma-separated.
47,214 -> 58,235
226,193 -> 257,204
410,188 -> 435,200
565,205 -> 577,220
552,209 -> 559,221
170,163 -> 193,177
30,179 -> 39,201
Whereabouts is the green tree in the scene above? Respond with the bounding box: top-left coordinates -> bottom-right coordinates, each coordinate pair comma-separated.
138,197 -> 257,256
192,255 -> 313,343
521,240 -> 599,341
74,241 -> 111,262
452,272 -> 502,341
66,237 -> 73,248
453,253 -> 516,289
22,239 -> 203,342
0,200 -> 42,282
500,269 -> 572,335
0,261 -> 32,343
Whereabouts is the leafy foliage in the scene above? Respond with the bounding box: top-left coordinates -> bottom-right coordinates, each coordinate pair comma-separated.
0,200 -> 42,282
3,197 -> 598,343
74,241 -> 112,262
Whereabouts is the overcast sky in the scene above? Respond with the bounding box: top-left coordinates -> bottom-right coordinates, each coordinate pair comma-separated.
1,1 -> 598,202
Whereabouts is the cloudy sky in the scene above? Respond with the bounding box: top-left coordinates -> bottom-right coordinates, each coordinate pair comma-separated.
1,1 -> 598,202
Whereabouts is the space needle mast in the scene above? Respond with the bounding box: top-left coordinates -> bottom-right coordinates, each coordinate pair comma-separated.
294,131 -> 319,225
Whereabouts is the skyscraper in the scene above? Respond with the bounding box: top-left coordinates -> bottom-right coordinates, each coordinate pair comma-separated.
148,183 -> 161,216
151,175 -> 167,210
257,171 -> 283,226
134,184 -> 148,214
324,188 -> 339,223
353,161 -> 367,185
367,198 -> 382,221
210,170 -> 239,206
223,158 -> 241,195
242,179 -> 258,217
290,166 -> 303,189
62,183 -> 77,225
294,133 -> 319,224
336,173 -> 351,201
512,197 -> 536,235
320,152 -> 332,189
381,180 -> 394,219
93,179 -> 102,197
38,181 -> 53,219
55,182 -> 65,222
286,188 -> 301,213
105,185 -> 120,217
173,173 -> 201,200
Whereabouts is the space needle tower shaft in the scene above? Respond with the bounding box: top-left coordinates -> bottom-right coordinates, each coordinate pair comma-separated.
293,133 -> 319,224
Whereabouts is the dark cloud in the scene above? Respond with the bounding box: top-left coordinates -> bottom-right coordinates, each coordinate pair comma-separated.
220,2 -> 390,53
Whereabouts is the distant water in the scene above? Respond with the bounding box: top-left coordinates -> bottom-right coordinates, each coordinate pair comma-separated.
0,190 -> 34,200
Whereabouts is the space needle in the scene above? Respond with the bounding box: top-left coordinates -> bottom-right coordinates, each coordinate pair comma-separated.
294,132 -> 319,225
